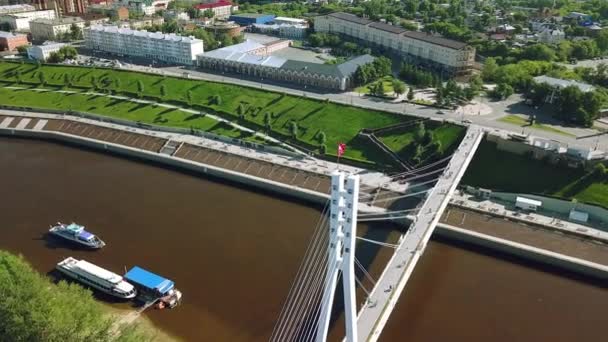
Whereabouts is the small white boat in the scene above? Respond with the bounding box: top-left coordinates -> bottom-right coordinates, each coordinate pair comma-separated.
56,257 -> 137,299
49,222 -> 105,249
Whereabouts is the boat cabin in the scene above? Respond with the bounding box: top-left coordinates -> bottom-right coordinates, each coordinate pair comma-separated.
124,266 -> 175,301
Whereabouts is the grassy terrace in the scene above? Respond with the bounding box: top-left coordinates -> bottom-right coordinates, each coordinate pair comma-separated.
0,87 -> 258,140
463,140 -> 608,208
378,122 -> 466,166
498,115 -> 575,137
0,61 -> 430,167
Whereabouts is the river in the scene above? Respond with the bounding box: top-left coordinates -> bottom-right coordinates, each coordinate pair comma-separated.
0,137 -> 606,341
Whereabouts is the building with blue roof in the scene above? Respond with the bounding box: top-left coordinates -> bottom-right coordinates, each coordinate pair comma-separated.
229,13 -> 275,26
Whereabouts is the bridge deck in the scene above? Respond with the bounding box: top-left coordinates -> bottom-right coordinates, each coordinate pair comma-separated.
355,126 -> 484,342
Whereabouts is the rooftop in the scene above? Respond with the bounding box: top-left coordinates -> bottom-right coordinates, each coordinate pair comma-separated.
194,0 -> 232,9
327,12 -> 372,26
533,75 -> 595,93
281,54 -> 374,78
31,17 -> 84,26
124,266 -> 174,295
369,21 -> 406,34
323,12 -> 469,50
0,4 -> 35,14
401,31 -> 468,50
230,13 -> 275,18
0,30 -> 26,38
88,25 -> 202,44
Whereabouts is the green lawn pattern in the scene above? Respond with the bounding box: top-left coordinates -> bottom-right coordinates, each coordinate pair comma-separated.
0,62 -> 411,162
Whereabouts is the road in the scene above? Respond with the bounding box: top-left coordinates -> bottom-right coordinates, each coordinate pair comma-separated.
73,52 -> 608,151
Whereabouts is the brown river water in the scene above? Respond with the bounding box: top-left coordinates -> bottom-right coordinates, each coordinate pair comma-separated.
0,137 -> 606,342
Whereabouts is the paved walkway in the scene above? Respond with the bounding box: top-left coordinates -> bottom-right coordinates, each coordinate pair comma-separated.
442,207 -> 608,266
450,192 -> 608,243
0,109 -> 407,193
355,125 -> 484,342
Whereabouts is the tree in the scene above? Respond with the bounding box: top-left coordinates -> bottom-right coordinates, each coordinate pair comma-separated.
160,84 -> 167,99
15,70 -> 21,84
63,73 -> 71,88
521,44 -> 556,61
597,29 -> 608,52
392,79 -> 406,97
594,163 -> 607,179
59,46 -> 78,59
482,57 -> 499,82
90,75 -> 97,89
318,131 -> 326,144
407,87 -> 415,101
47,52 -> 62,63
0,251 -> 150,341
137,80 -> 145,98
290,121 -> 298,139
16,45 -> 28,55
114,78 -> 121,90
491,83 -> 514,100
186,89 -> 193,105
202,9 -> 214,18
35,60 -> 41,69
264,111 -> 272,131
320,144 -> 327,154
187,7 -> 201,19
213,95 -> 222,105
414,121 -> 426,143
69,23 -> 82,40
372,56 -> 392,77
38,71 -> 46,85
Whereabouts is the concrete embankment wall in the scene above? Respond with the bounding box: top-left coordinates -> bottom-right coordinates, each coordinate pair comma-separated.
436,223 -> 608,281
0,128 -> 330,206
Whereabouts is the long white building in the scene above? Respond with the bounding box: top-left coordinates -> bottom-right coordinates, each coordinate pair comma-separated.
314,12 -> 475,75
84,25 -> 204,65
0,9 -> 55,31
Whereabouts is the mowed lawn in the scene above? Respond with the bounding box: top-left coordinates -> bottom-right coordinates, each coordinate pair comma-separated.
462,140 -> 608,208
0,87 -> 251,140
0,62 -> 411,162
378,122 -> 465,165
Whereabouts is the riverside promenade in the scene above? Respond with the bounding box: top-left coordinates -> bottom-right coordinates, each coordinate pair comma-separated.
0,109 -> 406,209
355,125 -> 485,342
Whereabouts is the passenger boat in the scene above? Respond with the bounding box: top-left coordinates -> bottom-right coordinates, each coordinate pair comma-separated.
56,257 -> 137,299
48,222 -> 105,249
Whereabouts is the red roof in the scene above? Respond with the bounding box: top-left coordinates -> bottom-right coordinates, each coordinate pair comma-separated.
194,0 -> 232,9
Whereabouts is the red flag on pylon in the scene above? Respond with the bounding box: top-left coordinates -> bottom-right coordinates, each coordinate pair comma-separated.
337,143 -> 346,157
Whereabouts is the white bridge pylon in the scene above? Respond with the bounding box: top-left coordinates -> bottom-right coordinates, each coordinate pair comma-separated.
316,170 -> 360,342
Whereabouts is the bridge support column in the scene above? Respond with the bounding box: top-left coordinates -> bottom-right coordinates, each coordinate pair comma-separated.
316,170 -> 359,342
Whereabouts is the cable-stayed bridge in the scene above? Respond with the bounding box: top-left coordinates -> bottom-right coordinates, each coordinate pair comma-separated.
271,125 -> 484,342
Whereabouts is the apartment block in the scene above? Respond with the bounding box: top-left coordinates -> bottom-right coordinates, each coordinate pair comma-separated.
314,12 -> 475,75
0,9 -> 55,31
194,0 -> 232,19
29,16 -> 84,41
85,24 -> 204,65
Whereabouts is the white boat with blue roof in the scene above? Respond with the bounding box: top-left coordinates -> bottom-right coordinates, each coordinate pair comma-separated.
48,222 -> 106,249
